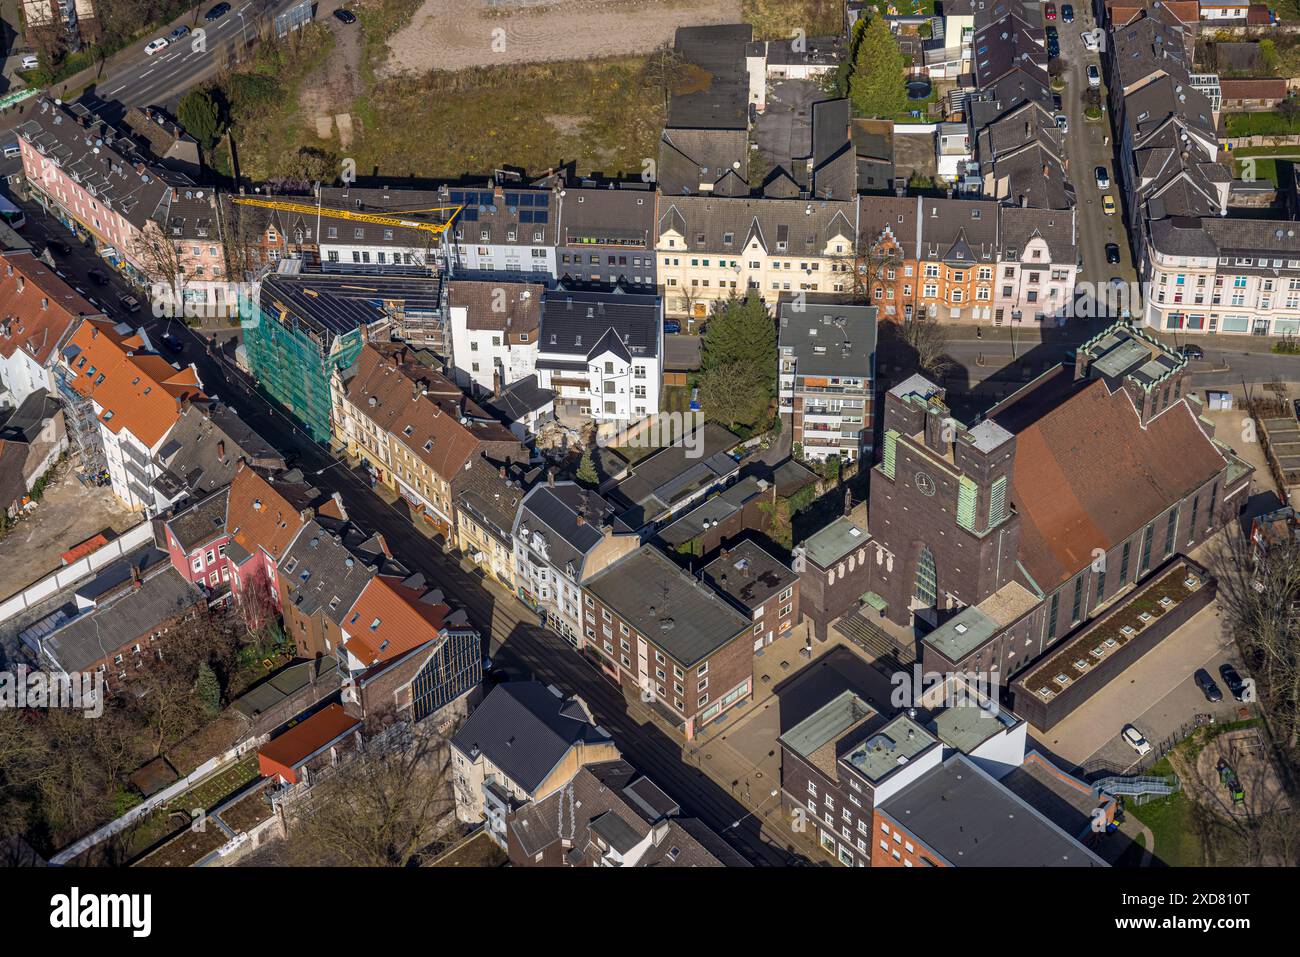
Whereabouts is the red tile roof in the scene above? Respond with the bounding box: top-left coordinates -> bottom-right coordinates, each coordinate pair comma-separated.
344,343 -> 522,483
1009,380 -> 1227,589
257,703 -> 360,779
61,318 -> 205,447
342,575 -> 451,666
225,463 -> 308,563
0,251 -> 100,367
1218,78 -> 1287,100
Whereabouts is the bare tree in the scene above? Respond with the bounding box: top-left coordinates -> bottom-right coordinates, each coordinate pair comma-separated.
132,220 -> 188,309
1209,519 -> 1300,756
643,42 -> 685,115
285,728 -> 459,867
898,309 -> 953,377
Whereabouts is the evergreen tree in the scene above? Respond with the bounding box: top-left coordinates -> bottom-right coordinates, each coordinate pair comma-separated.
849,17 -> 907,119
196,661 -> 221,718
178,88 -> 222,151
699,295 -> 777,432
576,450 -> 598,485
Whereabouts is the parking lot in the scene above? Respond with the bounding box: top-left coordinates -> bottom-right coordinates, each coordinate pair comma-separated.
1032,602 -> 1249,773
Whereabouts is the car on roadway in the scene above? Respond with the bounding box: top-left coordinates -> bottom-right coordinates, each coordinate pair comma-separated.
87,268 -> 109,286
119,294 -> 141,313
1179,343 -> 1205,361
664,319 -> 681,334
169,25 -> 190,43
1106,242 -> 1120,264
1087,64 -> 1101,88
159,332 -> 183,353
205,2 -> 231,20
145,38 -> 169,55
1055,113 -> 1068,133
1062,3 -> 1074,22
1052,92 -> 1062,111
46,238 -> 71,256
1047,35 -> 1060,58
1122,724 -> 1152,757
1045,2 -> 1057,19
20,54 -> 40,70
1195,668 -> 1223,703
1219,663 -> 1249,701
333,7 -> 357,23
1102,194 -> 1117,215
1083,29 -> 1100,52
1095,166 -> 1110,189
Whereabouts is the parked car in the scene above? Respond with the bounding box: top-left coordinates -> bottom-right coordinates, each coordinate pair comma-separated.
1105,242 -> 1120,264
2,142 -> 19,159
1219,663 -> 1249,701
1062,3 -> 1074,22
1052,92 -> 1062,111
1046,26 -> 1058,41
119,294 -> 141,313
333,7 -> 357,23
1095,166 -> 1110,189
87,268 -> 109,286
168,25 -> 190,42
47,238 -> 70,255
1122,724 -> 1152,756
1087,64 -> 1101,88
1179,343 -> 1205,360
1047,36 -> 1060,58
145,38 -> 169,55
1195,668 -> 1223,703
205,2 -> 231,20
1045,2 -> 1057,19
20,54 -> 40,70
664,319 -> 681,334
1083,30 -> 1100,52
1102,194 -> 1117,215
159,332 -> 183,352
1055,114 -> 1068,133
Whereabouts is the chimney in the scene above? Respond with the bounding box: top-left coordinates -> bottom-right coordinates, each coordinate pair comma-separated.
575,514 -> 586,525
217,440 -> 226,459
493,367 -> 502,395
547,469 -> 555,487
499,464 -> 507,479
844,488 -> 854,516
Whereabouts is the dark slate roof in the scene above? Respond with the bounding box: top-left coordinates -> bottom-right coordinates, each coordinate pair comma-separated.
155,402 -> 285,497
515,482 -> 632,576
584,545 -> 749,667
668,24 -> 753,130
539,287 -> 661,361
701,540 -> 798,613
919,198 -> 999,262
655,475 -> 770,547
164,486 -> 230,552
278,518 -> 384,625
259,270 -> 443,339
0,389 -> 60,443
557,185 -> 656,250
454,455 -> 529,545
485,373 -> 555,422
810,98 -> 857,202
40,566 -> 203,672
878,755 -> 1107,866
658,129 -> 751,197
450,681 -> 612,794
778,296 -> 878,379
971,14 -> 1047,89
608,424 -> 741,528
998,207 -> 1077,264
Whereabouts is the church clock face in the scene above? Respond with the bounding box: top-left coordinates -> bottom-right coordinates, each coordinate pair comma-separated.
914,471 -> 936,497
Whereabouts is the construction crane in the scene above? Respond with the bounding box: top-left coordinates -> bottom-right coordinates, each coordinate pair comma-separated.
230,195 -> 463,238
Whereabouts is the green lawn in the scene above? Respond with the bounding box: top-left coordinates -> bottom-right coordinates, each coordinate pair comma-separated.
1224,112 -> 1300,137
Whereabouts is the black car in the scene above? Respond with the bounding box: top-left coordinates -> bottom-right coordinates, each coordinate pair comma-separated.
1194,668 -> 1223,703
168,25 -> 190,42
1062,3 -> 1074,22
159,332 -> 183,352
1179,343 -> 1205,361
1105,243 -> 1120,264
333,7 -> 357,23
47,238 -> 71,256
205,2 -> 231,20
1047,38 -> 1060,58
87,268 -> 109,285
119,294 -> 141,313
1219,663 -> 1248,701
1052,93 -> 1062,111
1046,26 -> 1059,41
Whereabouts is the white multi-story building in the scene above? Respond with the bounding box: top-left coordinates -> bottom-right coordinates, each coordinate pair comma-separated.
447,279 -> 543,394
995,207 -> 1078,324
535,287 -> 663,427
655,196 -> 856,323
58,318 -> 204,513
446,184 -> 558,281
512,481 -> 638,645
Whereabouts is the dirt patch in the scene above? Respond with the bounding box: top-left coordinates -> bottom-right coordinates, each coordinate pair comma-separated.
1189,726 -> 1290,823
0,462 -> 138,600
299,18 -> 366,146
383,0 -> 743,76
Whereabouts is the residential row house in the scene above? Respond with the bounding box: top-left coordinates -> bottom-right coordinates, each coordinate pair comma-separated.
18,98 -> 224,286
331,342 -> 526,539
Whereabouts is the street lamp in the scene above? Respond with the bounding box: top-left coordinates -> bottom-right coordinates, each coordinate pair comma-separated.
731,788 -> 779,829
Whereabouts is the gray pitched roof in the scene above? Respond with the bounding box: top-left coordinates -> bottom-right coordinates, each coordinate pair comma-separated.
998,206 -> 1076,263
514,482 -> 629,577
450,681 -> 612,794
657,195 -> 855,256
918,198 -> 999,262
278,518 -> 384,625
539,287 -> 661,360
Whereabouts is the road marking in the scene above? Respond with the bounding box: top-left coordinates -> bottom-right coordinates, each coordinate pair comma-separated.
140,69 -> 155,77
108,85 -> 126,95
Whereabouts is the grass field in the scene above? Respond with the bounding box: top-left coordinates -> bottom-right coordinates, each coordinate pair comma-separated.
1224,111 -> 1300,137
743,0 -> 845,39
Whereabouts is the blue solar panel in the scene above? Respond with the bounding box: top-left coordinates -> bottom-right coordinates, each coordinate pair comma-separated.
461,208 -> 478,221
480,192 -> 494,205
450,191 -> 464,203
505,193 -> 520,206
537,194 -> 550,207
535,211 -> 548,223
519,210 -> 534,223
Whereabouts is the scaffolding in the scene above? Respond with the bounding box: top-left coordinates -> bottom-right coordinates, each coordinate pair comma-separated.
56,362 -> 107,485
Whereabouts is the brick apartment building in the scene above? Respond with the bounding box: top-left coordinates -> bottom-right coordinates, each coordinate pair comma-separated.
856,195 -> 920,322
865,324 -> 1252,679
583,544 -> 753,739
915,198 -> 998,323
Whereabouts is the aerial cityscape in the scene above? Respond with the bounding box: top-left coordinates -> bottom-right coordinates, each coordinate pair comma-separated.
0,0 -> 1292,911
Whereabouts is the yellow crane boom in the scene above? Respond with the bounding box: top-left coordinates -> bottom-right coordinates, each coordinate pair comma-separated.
231,196 -> 463,237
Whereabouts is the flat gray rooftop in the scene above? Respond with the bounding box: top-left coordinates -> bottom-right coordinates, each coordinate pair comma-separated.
778,690 -> 876,759
843,714 -> 936,782
800,516 -> 868,569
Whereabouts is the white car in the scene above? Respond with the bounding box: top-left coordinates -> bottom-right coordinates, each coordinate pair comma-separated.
1082,30 -> 1100,52
20,54 -> 40,70
145,38 -> 169,55
1122,724 -> 1152,757
1087,64 -> 1101,89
